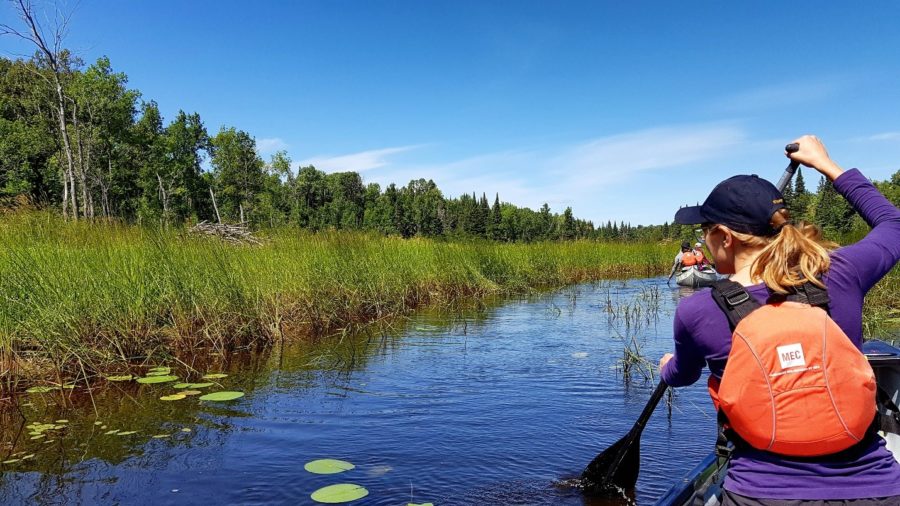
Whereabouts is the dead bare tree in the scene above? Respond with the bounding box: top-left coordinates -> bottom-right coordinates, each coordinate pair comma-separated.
1,0 -> 79,219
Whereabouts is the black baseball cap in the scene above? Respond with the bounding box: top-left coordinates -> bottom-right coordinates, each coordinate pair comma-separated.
674,174 -> 785,236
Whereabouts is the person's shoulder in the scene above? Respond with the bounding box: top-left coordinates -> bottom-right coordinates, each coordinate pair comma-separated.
675,288 -> 716,323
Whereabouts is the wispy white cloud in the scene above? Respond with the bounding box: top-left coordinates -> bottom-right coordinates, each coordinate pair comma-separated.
854,132 -> 900,142
256,137 -> 288,156
707,80 -> 846,114
297,145 -> 422,173
349,122 -> 749,222
552,124 -> 746,187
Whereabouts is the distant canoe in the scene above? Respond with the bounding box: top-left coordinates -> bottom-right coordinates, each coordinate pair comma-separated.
674,266 -> 719,288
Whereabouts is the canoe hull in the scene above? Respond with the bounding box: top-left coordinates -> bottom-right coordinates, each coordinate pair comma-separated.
674,267 -> 719,288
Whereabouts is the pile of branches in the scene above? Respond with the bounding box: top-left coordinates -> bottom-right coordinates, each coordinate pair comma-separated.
189,221 -> 262,245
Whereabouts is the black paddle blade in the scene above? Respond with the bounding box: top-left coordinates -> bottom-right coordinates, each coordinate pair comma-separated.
580,433 -> 640,495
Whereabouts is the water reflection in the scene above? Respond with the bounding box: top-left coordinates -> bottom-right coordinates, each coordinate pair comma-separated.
1,278 -> 719,505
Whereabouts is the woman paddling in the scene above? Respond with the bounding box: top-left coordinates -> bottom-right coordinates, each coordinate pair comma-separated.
659,135 -> 900,505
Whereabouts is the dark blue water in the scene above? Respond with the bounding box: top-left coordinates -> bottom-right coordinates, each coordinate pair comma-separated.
0,278 -> 718,505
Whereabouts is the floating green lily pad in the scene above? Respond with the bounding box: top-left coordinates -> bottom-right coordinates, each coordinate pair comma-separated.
198,391 -> 244,402
304,459 -> 356,474
174,382 -> 214,389
94,421 -> 103,426
201,373 -> 228,379
21,454 -> 35,460
104,429 -> 120,435
2,459 -> 21,465
310,484 -> 369,503
117,431 -> 137,436
136,375 -> 178,384
145,371 -> 172,377
148,367 -> 171,373
179,390 -> 202,396
181,428 -> 191,432
160,394 -> 186,401
55,419 -> 68,423
105,375 -> 133,382
26,386 -> 55,393
30,434 -> 44,440
152,434 -> 170,439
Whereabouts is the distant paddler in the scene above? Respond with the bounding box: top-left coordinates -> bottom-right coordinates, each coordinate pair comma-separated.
667,241 -> 697,285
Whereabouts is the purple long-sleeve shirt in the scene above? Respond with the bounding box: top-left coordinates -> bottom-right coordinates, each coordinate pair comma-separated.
661,169 -> 900,500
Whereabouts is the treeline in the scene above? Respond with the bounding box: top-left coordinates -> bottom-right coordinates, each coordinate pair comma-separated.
1,47 -> 898,242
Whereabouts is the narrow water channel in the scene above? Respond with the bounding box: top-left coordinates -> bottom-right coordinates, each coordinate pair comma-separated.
0,278 -> 719,505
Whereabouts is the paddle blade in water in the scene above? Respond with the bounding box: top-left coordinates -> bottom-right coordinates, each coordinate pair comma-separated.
310,483 -> 368,503
580,433 -> 640,495
304,459 -> 355,474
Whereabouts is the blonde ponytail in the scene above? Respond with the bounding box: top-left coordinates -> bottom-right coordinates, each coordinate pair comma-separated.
730,209 -> 837,294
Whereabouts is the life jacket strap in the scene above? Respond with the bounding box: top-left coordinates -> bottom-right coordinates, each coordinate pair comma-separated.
710,280 -> 760,330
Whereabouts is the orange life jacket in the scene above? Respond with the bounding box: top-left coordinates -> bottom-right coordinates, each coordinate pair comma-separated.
681,252 -> 698,267
707,280 -> 876,457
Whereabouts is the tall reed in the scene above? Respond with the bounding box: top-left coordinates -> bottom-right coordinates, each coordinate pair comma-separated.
0,212 -> 672,388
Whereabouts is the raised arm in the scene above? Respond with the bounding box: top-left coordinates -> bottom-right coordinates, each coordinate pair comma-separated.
788,135 -> 900,291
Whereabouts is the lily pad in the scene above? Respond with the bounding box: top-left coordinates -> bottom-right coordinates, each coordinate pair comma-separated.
94,421 -> 103,425
148,367 -> 171,374
136,375 -> 178,384
2,459 -> 21,465
160,394 -> 186,401
104,429 -> 120,435
145,371 -> 172,377
30,434 -> 45,440
174,382 -> 214,389
26,386 -> 55,393
310,484 -> 369,503
179,390 -> 202,396
105,375 -> 133,382
201,373 -> 228,379
304,459 -> 356,474
152,434 -> 171,439
117,431 -> 137,436
198,391 -> 244,402
181,428 -> 192,432
55,419 -> 68,423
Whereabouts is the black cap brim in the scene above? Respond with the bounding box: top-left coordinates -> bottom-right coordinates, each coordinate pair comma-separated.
674,205 -> 705,225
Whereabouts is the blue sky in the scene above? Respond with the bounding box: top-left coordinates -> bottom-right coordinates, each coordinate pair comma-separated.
2,1 -> 899,224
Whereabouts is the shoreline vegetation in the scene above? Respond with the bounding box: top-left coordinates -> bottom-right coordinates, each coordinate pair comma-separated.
0,212 -> 673,392
1,212 -> 897,394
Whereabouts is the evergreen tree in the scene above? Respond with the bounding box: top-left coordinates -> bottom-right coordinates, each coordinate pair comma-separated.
812,176 -> 855,235
561,207 -> 576,240
490,193 -> 502,240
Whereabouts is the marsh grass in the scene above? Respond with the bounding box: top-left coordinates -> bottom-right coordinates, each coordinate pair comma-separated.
604,285 -> 662,382
864,266 -> 900,343
0,212 -> 672,390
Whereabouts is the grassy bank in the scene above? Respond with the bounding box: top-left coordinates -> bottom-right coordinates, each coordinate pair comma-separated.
0,212 -> 672,389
